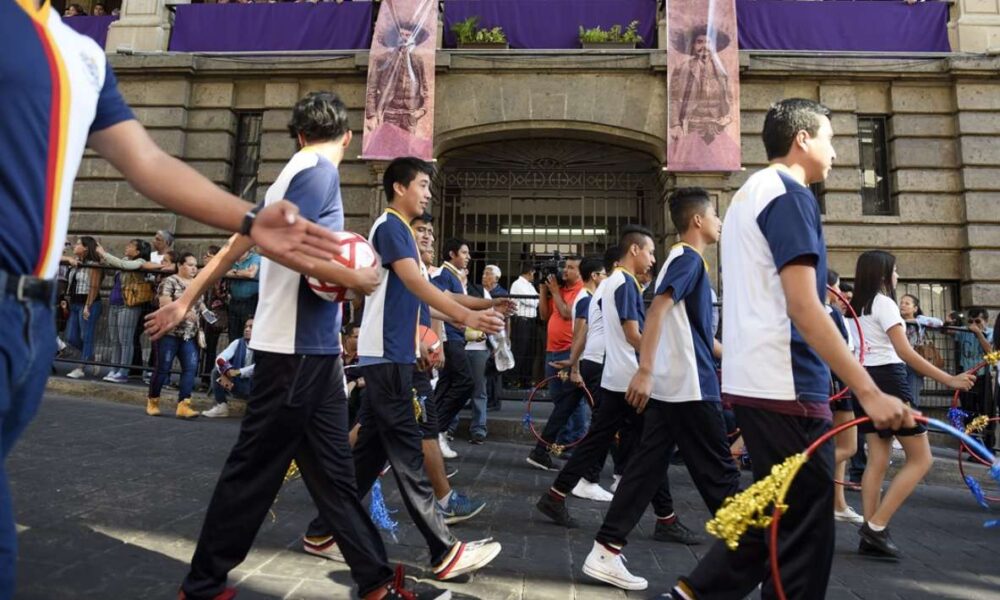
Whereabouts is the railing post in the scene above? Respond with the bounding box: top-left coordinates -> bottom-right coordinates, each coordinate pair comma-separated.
105,0 -> 187,53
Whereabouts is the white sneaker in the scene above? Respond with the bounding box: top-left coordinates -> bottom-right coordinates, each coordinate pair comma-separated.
434,538 -> 502,581
102,372 -> 117,382
582,542 -> 648,591
302,536 -> 345,562
439,433 -> 458,459
66,367 -> 85,379
834,506 -> 865,525
611,474 -> 622,494
202,403 -> 230,418
572,480 -> 614,502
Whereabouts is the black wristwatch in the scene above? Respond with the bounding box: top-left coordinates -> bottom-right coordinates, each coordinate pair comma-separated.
239,202 -> 265,237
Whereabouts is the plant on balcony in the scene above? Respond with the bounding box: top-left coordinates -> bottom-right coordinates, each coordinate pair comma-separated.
451,15 -> 509,49
578,20 -> 643,49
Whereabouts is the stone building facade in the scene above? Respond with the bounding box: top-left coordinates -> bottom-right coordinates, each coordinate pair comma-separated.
70,8 -> 1000,318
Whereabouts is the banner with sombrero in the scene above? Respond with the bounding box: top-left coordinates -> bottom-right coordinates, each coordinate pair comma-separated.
665,0 -> 741,172
361,0 -> 438,160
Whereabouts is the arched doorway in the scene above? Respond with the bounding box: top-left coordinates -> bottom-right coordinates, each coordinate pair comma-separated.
433,138 -> 666,286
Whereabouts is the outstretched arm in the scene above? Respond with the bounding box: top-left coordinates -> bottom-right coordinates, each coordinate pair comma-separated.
394,258 -> 503,334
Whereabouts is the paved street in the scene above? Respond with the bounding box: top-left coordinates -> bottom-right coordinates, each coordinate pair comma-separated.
9,393 -> 1000,599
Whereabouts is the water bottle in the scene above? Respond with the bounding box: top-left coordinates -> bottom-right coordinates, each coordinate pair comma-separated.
490,324 -> 516,373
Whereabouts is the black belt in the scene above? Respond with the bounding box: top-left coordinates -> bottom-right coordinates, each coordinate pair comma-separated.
0,270 -> 57,304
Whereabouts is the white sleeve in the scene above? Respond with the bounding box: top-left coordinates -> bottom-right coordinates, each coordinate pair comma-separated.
875,295 -> 905,333
216,340 -> 239,367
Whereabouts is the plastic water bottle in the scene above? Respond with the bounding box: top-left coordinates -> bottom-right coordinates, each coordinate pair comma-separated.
490,325 -> 516,372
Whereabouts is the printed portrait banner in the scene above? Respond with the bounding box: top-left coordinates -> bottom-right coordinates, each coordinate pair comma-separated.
361,0 -> 438,161
665,0 -> 741,172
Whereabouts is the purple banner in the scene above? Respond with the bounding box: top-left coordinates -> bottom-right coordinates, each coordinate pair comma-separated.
443,0 -> 657,49
63,15 -> 118,49
736,0 -> 950,52
169,4 -> 374,52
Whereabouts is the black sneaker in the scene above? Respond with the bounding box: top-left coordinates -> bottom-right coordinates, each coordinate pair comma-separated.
470,433 -> 486,445
526,448 -> 557,471
382,565 -> 452,599
858,523 -> 901,560
536,493 -> 578,528
654,519 -> 702,545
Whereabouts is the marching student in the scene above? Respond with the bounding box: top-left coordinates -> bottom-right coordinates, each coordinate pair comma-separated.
352,157 -> 504,581
850,250 -> 974,559
536,227 -> 696,547
584,188 -> 741,591
146,93 -> 454,599
665,98 -> 912,600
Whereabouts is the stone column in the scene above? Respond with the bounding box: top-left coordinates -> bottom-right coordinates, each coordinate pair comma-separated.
949,0 -> 1000,53
105,0 -> 187,53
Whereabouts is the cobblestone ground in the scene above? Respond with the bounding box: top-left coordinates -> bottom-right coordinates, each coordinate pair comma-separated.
9,394 -> 1000,599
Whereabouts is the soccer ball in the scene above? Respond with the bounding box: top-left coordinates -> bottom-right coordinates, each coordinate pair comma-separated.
307,231 -> 378,302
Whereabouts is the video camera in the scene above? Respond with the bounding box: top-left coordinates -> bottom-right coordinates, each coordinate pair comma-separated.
537,250 -> 565,287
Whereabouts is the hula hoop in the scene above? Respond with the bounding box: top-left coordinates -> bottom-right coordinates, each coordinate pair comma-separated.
758,416 -> 997,600
957,416 -> 1000,503
523,373 -> 595,452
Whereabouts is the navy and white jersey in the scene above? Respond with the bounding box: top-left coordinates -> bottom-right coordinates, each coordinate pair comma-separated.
419,262 -> 432,329
571,286 -> 591,323
580,279 -> 608,365
2,2 -> 134,278
431,263 -> 466,342
721,165 -> 830,403
358,209 -> 421,365
251,151 -> 344,355
600,268 -> 645,393
650,244 -> 719,403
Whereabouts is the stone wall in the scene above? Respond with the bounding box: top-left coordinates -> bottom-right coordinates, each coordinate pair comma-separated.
70,51 -> 1000,313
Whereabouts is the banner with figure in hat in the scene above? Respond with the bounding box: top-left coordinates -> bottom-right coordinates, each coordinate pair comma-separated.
665,0 -> 741,172
361,0 -> 437,160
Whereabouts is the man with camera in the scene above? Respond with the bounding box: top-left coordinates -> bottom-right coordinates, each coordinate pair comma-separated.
539,255 -> 587,448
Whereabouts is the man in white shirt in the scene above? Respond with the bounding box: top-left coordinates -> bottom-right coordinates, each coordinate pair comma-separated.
509,262 -> 540,387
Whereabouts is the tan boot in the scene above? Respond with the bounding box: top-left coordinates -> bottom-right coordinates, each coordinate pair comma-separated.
175,399 -> 200,419
146,397 -> 161,417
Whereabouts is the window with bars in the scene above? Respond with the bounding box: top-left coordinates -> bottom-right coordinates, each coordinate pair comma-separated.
231,112 -> 262,201
858,116 -> 894,216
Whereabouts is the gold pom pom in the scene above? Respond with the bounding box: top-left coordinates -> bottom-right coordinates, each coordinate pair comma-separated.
966,415 -> 990,435
706,453 -> 809,551
983,351 -> 1000,367
285,460 -> 301,483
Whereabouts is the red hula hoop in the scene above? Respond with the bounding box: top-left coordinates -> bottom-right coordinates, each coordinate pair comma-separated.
524,374 -> 595,451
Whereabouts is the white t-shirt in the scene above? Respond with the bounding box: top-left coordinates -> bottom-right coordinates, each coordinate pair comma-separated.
509,276 -> 539,318
150,251 -> 164,265
859,293 -> 906,367
599,269 -> 645,393
581,279 -> 608,365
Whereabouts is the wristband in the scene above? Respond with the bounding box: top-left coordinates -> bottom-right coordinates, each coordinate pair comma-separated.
239,202 -> 265,237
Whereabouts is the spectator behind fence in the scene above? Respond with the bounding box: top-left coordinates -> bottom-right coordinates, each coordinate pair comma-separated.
150,230 -> 175,265
509,261 -> 539,387
464,273 -> 492,444
539,255 -> 586,446
147,252 -> 206,420
953,307 -> 995,441
92,2 -> 107,15
199,245 -> 228,389
96,239 -> 158,383
204,318 -> 255,419
899,294 -> 943,408
483,265 -> 507,298
225,247 -> 261,346
64,236 -> 104,379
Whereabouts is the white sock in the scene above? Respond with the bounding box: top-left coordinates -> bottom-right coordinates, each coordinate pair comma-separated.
868,522 -> 886,532
437,492 -> 452,509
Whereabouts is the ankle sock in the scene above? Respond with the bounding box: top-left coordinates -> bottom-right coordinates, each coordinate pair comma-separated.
437,492 -> 452,509
657,513 -> 677,525
868,522 -> 886,532
548,487 -> 566,501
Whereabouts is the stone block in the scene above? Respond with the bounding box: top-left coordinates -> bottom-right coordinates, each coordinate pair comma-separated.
966,226 -> 1000,249
257,160 -> 284,185
174,215 -> 229,237
822,192 -> 862,220
77,158 -> 122,179
342,186 -> 371,217
234,80 -> 266,109
264,82 -> 301,109
820,84 -> 857,112
260,133 -> 298,161
894,169 -> 961,193
958,135 -> 1000,166
832,133 -> 860,167
187,109 -> 237,132
957,111 -> 1000,135
964,192 -> 1000,221
782,81 -> 820,102
131,107 -> 186,129
961,282 -> 1000,310
955,83 -> 1000,110
263,110 -> 293,132
825,167 -> 864,193
184,131 -> 233,161
329,81 -> 368,109
740,110 -> 766,134
891,250 -> 962,279
824,224 -> 963,248
339,162 -> 371,187
891,114 -> 956,138
345,215 -> 373,233
740,82 -> 785,111
740,135 -> 767,166
117,79 -> 190,106
186,161 -> 231,185
114,185 -> 158,210
72,181 -> 119,209
962,167 -> 1000,191
145,129 -> 186,157
897,194 -> 964,223
890,85 -> 954,114
891,138 -> 957,168
830,113 -> 858,139
855,83 -> 891,114
191,82 -> 235,108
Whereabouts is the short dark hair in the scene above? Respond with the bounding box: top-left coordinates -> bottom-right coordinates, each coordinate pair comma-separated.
840,282 -> 853,294
442,238 -> 467,261
177,252 -> 197,266
619,225 -> 654,259
602,245 -> 620,273
130,239 -> 152,262
580,257 -> 604,281
762,98 -> 832,161
411,212 -> 434,225
826,268 -> 840,287
207,244 -> 221,255
668,187 -> 712,233
287,91 -> 350,144
520,261 -> 535,275
969,306 -> 990,320
565,254 -> 582,264
383,157 -> 435,204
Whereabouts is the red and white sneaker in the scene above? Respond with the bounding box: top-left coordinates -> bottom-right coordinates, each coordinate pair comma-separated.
302,535 -> 345,562
364,565 -> 452,599
178,587 -> 237,600
432,538 -> 502,581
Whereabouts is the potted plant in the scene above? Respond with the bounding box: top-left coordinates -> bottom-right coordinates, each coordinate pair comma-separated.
451,15 -> 509,49
578,20 -> 643,49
